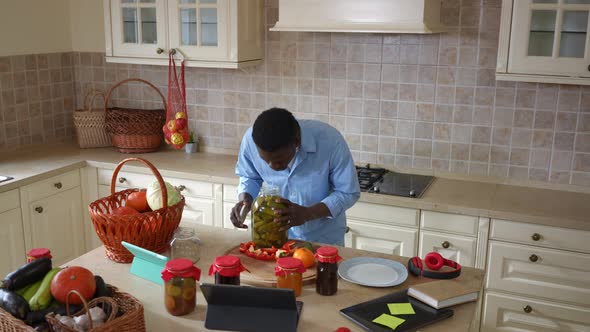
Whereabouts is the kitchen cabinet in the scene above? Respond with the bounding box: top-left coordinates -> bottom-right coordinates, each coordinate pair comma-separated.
20,171 -> 85,266
104,0 -> 264,69
222,184 -> 249,231
0,190 -> 26,278
497,0 -> 590,85
418,231 -> 477,268
345,219 -> 418,256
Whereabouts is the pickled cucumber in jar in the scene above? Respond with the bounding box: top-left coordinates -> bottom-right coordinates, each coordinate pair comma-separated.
251,184 -> 288,248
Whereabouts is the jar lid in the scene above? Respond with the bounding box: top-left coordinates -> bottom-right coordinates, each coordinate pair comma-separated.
315,246 -> 342,263
275,257 -> 306,276
214,255 -> 241,268
209,255 -> 247,277
162,258 -> 201,282
27,248 -> 52,259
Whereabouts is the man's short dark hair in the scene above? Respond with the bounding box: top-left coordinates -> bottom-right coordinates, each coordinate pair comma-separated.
252,108 -> 300,152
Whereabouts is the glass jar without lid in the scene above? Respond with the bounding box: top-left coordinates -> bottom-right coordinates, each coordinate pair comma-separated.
170,227 -> 201,264
208,255 -> 246,285
161,258 -> 201,316
251,183 -> 288,248
315,246 -> 342,296
276,257 -> 306,297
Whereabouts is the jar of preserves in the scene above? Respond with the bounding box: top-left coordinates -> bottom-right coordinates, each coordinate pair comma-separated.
27,248 -> 52,263
315,246 -> 342,296
251,183 -> 288,248
208,255 -> 246,285
170,227 -> 201,264
275,257 -> 306,297
161,258 -> 201,316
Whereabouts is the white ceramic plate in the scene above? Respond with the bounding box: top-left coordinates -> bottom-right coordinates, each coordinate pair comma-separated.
338,257 -> 408,287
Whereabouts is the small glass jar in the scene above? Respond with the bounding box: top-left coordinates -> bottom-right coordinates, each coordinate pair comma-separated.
170,227 -> 201,264
208,255 -> 246,285
276,257 -> 306,297
251,183 -> 288,248
315,246 -> 342,296
161,258 -> 201,316
27,248 -> 52,263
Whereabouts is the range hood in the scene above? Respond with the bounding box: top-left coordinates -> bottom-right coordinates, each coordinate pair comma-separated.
270,0 -> 446,34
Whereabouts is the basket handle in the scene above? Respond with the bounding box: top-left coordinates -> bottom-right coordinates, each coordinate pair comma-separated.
110,157 -> 168,210
82,90 -> 106,112
104,78 -> 167,112
65,290 -> 94,330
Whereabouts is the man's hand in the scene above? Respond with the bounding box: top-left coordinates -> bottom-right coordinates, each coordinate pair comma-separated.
230,193 -> 253,229
273,198 -> 332,231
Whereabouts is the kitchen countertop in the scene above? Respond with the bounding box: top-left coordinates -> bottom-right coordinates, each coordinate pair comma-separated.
2,143 -> 590,232
64,224 -> 484,332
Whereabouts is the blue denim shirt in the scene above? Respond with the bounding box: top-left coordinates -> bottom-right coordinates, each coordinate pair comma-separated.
236,120 -> 360,246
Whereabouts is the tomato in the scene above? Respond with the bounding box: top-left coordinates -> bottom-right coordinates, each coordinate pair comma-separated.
126,191 -> 150,212
112,206 -> 140,215
50,266 -> 96,305
293,248 -> 315,268
335,328 -> 351,332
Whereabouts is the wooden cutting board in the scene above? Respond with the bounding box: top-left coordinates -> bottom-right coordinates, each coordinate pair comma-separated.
224,241 -> 317,287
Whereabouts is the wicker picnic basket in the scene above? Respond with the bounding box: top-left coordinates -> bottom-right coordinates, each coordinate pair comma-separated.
105,79 -> 166,154
89,157 -> 185,263
73,90 -> 112,148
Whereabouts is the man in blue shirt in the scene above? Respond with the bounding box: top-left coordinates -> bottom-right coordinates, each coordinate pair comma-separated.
231,108 -> 360,245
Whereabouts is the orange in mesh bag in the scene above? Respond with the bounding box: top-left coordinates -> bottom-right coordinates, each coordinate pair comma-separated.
163,51 -> 189,149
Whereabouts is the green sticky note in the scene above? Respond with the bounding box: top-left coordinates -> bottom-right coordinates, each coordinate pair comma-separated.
372,313 -> 405,330
387,303 -> 415,315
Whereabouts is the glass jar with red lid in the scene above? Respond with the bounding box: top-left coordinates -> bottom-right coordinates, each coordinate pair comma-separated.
161,258 -> 201,316
27,248 -> 52,263
208,255 -> 246,285
315,246 -> 342,296
275,257 -> 306,297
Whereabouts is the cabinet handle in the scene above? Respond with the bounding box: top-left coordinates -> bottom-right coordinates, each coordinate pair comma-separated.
345,226 -> 351,234
54,182 -> 62,189
529,254 -> 539,263
169,48 -> 177,56
523,305 -> 532,313
118,177 -> 126,184
177,185 -> 186,192
156,48 -> 164,54
35,206 -> 43,213
531,233 -> 541,241
442,241 -> 450,249
587,64 -> 590,72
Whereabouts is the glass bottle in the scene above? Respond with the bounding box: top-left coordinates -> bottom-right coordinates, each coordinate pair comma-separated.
170,227 -> 201,264
161,258 -> 201,316
251,183 -> 288,248
208,255 -> 246,285
26,248 -> 52,263
276,257 -> 306,297
315,246 -> 342,296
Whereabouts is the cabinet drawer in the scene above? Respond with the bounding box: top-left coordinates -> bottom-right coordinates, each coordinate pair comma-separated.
481,291 -> 590,332
98,169 -> 214,198
491,219 -> 590,254
347,202 -> 419,227
22,170 -> 80,202
420,211 -> 478,237
346,219 -> 418,257
486,241 -> 590,306
0,189 -> 19,213
183,197 -> 214,226
419,230 -> 477,268
223,185 -> 239,203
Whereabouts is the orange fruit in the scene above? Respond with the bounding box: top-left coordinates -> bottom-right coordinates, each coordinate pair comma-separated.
293,248 -> 315,268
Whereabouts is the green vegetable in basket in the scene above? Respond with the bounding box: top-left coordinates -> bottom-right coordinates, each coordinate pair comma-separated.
146,180 -> 182,210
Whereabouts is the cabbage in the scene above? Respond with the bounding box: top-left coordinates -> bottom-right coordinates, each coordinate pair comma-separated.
146,180 -> 182,210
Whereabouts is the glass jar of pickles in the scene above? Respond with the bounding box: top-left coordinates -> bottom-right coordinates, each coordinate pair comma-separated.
208,255 -> 246,285
275,257 -> 306,297
315,246 -> 342,296
252,183 -> 288,248
161,258 -> 201,316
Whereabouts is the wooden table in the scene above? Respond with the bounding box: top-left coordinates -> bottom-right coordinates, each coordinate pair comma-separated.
66,225 -> 484,331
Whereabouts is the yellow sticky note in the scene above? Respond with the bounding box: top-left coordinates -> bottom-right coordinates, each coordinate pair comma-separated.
387,303 -> 415,315
372,313 -> 405,330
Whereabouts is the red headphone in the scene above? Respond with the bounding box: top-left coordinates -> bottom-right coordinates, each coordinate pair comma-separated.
407,252 -> 461,279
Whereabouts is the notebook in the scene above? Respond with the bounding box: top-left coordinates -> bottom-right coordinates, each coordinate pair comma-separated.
200,283 -> 303,332
407,280 -> 479,309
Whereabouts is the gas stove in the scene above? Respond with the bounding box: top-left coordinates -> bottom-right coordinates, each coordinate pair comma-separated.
356,165 -> 434,198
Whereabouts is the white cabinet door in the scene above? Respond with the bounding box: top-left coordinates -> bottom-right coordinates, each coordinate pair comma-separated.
108,0 -> 168,58
419,230 -> 477,268
482,291 -> 590,332
345,219 -> 418,257
24,188 -> 85,266
182,196 -> 214,227
0,209 -> 26,278
222,202 -> 249,231
508,0 -> 590,78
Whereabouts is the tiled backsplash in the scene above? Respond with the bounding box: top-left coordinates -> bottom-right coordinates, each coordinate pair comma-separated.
1,0 -> 590,187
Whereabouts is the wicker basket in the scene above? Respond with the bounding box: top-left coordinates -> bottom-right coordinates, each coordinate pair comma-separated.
105,79 -> 166,154
89,157 -> 185,263
73,90 -> 112,148
0,308 -> 33,332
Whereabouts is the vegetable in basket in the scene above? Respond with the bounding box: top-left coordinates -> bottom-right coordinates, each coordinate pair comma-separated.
146,180 -> 182,210
0,257 -> 52,291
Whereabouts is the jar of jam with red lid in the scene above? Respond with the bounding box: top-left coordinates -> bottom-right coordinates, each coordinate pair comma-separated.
275,257 -> 306,297
315,246 -> 342,296
27,248 -> 52,263
208,255 -> 246,285
161,258 -> 201,316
